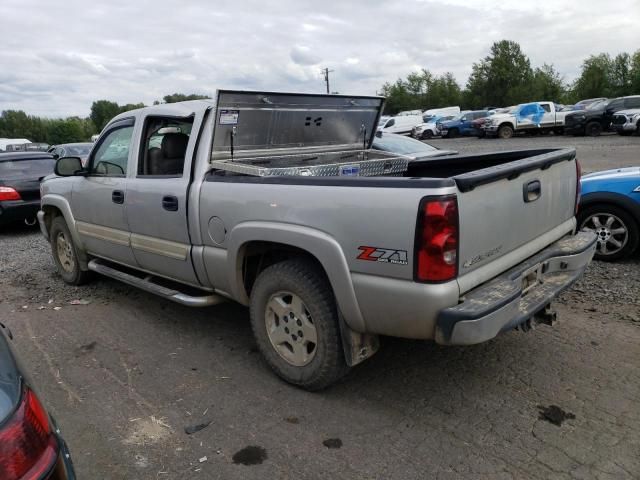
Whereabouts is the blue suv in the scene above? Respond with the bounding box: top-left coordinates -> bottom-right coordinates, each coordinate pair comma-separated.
579,167 -> 640,260
438,110 -> 489,138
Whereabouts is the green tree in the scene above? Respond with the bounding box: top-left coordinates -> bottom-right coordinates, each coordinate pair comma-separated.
610,53 -> 632,97
90,100 -> 121,132
631,50 -> 640,94
530,64 -> 565,102
571,54 -> 613,100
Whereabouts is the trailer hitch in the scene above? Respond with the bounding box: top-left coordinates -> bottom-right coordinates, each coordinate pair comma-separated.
518,304 -> 557,332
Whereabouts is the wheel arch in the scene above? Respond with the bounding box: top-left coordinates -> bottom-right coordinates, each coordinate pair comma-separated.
578,192 -> 640,229
227,222 -> 366,332
40,195 -> 89,268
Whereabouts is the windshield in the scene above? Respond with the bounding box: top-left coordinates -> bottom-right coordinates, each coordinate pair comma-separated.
587,100 -> 607,110
373,134 -> 438,155
0,158 -> 56,179
66,144 -> 93,156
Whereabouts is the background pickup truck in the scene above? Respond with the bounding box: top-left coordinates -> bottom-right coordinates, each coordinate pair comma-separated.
39,91 -> 596,390
484,101 -> 568,139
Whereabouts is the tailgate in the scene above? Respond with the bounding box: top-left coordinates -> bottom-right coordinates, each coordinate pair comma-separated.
454,149 -> 578,293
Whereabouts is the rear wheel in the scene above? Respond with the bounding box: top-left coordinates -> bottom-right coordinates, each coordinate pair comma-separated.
249,258 -> 349,390
50,217 -> 91,285
446,128 -> 458,139
497,124 -> 514,139
578,205 -> 639,261
421,130 -> 433,139
585,121 -> 602,137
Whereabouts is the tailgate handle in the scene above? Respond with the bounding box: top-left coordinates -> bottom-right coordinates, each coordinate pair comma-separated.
523,180 -> 541,203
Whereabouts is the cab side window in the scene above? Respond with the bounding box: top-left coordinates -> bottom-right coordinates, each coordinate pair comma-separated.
540,104 -> 551,113
90,126 -> 134,176
138,116 -> 194,176
384,119 -> 395,128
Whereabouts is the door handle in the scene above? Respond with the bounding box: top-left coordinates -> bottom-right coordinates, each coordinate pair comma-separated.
162,195 -> 179,211
112,190 -> 125,204
523,180 -> 541,203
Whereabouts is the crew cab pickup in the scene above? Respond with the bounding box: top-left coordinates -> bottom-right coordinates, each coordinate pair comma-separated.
484,101 -> 568,139
38,91 -> 596,390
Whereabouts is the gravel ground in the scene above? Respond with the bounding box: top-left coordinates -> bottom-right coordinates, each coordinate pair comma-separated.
0,135 -> 639,479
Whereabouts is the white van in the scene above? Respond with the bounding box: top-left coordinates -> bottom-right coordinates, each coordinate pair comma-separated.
0,138 -> 31,152
377,114 -> 423,135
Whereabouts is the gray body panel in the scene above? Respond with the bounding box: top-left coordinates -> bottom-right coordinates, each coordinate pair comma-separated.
39,94 -> 592,343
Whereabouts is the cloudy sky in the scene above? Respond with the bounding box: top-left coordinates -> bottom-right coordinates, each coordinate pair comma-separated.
1,0 -> 638,117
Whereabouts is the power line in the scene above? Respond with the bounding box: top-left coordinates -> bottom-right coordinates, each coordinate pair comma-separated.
321,67 -> 334,94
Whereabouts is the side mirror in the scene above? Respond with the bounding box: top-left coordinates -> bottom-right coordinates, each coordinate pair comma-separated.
54,157 -> 84,176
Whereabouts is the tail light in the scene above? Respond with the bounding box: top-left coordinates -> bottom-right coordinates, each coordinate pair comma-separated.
415,196 -> 459,282
575,159 -> 582,215
0,388 -> 58,480
0,187 -> 21,201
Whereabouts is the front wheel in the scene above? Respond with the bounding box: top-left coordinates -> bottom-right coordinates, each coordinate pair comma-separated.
249,259 -> 349,390
50,217 -> 91,285
421,130 -> 433,139
578,205 -> 639,261
585,121 -> 602,137
497,124 -> 514,139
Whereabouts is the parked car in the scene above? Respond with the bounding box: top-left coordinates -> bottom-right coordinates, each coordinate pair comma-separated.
565,96 -> 640,136
610,109 -> 640,136
0,322 -> 76,479
411,115 -> 456,139
377,114 -> 423,135
472,108 -> 513,138
0,152 -> 56,227
438,110 -> 489,138
578,166 -> 640,261
484,101 -> 568,138
372,132 -> 457,158
40,91 -> 595,390
48,143 -> 94,167
422,106 -> 461,118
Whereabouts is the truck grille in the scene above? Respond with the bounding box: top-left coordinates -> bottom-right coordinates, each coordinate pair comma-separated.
611,115 -> 627,125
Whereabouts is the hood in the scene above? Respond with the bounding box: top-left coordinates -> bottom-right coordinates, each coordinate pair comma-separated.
211,90 -> 384,161
614,109 -> 640,117
0,326 -> 20,424
581,166 -> 640,182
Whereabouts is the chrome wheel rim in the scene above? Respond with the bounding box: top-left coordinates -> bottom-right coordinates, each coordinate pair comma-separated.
265,291 -> 317,367
581,213 -> 628,256
56,232 -> 75,273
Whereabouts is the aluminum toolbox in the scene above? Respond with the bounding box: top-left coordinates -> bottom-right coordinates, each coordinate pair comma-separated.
210,150 -> 408,177
209,90 -> 409,177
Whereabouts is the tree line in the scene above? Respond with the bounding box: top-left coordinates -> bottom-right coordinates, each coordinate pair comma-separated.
380,40 -> 640,114
0,93 -> 210,145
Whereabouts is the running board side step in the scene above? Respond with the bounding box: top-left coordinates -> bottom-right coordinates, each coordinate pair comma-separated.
87,259 -> 225,307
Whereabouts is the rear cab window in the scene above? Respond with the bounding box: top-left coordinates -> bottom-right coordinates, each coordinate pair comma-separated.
0,158 -> 56,179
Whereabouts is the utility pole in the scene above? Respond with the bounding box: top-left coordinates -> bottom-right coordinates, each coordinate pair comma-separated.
321,67 -> 334,94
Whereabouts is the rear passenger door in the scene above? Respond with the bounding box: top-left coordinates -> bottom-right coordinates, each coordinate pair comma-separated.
124,113 -> 201,286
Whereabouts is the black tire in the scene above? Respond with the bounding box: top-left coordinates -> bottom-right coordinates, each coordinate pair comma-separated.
554,128 -> 564,135
421,130 -> 433,139
585,121 -> 602,137
577,205 -> 639,261
249,258 -> 349,390
497,124 -> 514,139
476,130 -> 486,139
50,216 -> 91,285
446,128 -> 458,139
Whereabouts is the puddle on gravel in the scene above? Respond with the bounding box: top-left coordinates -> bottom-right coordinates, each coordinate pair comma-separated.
538,405 -> 576,426
232,445 -> 267,465
322,438 -> 343,449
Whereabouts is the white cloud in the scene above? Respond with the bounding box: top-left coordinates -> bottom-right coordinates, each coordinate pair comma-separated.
0,0 -> 637,116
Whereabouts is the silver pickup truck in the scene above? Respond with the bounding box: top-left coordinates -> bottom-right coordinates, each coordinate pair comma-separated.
38,91 -> 596,390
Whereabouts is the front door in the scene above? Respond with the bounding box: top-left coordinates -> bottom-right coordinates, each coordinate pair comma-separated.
124,113 -> 201,286
71,118 -> 137,267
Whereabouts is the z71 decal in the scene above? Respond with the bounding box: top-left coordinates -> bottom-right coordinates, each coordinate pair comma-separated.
357,246 -> 408,265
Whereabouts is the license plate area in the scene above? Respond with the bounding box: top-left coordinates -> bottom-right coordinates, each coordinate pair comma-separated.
521,264 -> 543,295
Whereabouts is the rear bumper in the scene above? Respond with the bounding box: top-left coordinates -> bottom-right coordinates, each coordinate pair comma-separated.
435,231 -> 597,345
0,199 -> 40,226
